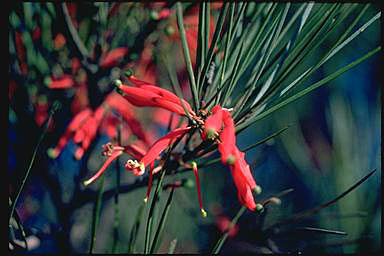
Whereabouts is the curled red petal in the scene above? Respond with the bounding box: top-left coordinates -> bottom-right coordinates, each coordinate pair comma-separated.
83,150 -> 123,186
152,97 -> 187,116
140,127 -> 192,168
123,143 -> 147,159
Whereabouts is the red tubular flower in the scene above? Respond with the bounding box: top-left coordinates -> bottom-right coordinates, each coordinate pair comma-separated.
201,106 -> 260,211
48,108 -> 92,159
126,76 -> 195,115
192,162 -> 207,217
203,105 -> 224,140
105,93 -> 151,145
82,142 -> 150,186
125,127 -> 191,176
116,84 -> 162,107
116,80 -> 194,117
48,75 -> 74,89
152,97 -> 188,116
83,144 -> 125,186
218,110 -> 237,164
123,143 -> 147,160
99,47 -> 128,68
229,164 -> 257,210
73,106 -> 106,160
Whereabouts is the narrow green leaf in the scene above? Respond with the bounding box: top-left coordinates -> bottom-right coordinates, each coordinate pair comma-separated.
295,227 -> 347,235
227,4 -> 278,88
233,7 -> 284,118
144,168 -> 166,254
112,123 -> 122,253
150,187 -> 176,253
320,11 -> 380,67
204,2 -> 210,60
176,2 -> 199,111
89,175 -> 105,254
198,3 -> 229,100
236,46 -> 381,133
239,4 -> 291,115
271,4 -> 342,90
215,3 -> 235,105
195,2 -> 206,85
265,169 -> 377,232
144,142 -> 182,254
194,125 -> 291,171
128,203 -> 145,253
206,40 -> 245,109
251,4 -> 359,108
162,54 -> 194,121
242,125 -> 291,152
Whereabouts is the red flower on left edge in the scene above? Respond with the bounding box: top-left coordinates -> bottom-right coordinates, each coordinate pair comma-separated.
47,93 -> 149,160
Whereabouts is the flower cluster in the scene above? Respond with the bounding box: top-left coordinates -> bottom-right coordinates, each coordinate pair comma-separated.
47,92 -> 149,160
203,105 -> 262,211
82,75 -> 261,215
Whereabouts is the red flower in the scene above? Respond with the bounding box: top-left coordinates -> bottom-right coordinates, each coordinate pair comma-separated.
203,105 -> 224,140
115,78 -> 195,117
83,142 -> 150,186
83,144 -> 124,186
202,106 -> 261,211
125,126 -> 191,176
83,126 -> 191,202
47,75 -> 74,89
218,109 -> 236,164
104,93 -> 151,145
228,148 -> 257,211
48,108 -> 93,159
99,47 -> 128,68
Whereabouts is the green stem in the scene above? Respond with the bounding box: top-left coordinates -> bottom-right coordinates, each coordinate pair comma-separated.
112,122 -> 122,253
9,102 -> 60,223
212,206 -> 247,253
89,175 -> 106,254
150,187 -> 176,253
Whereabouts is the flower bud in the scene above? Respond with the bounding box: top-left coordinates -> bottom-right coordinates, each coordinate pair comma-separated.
253,185 -> 262,195
255,204 -> 264,212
